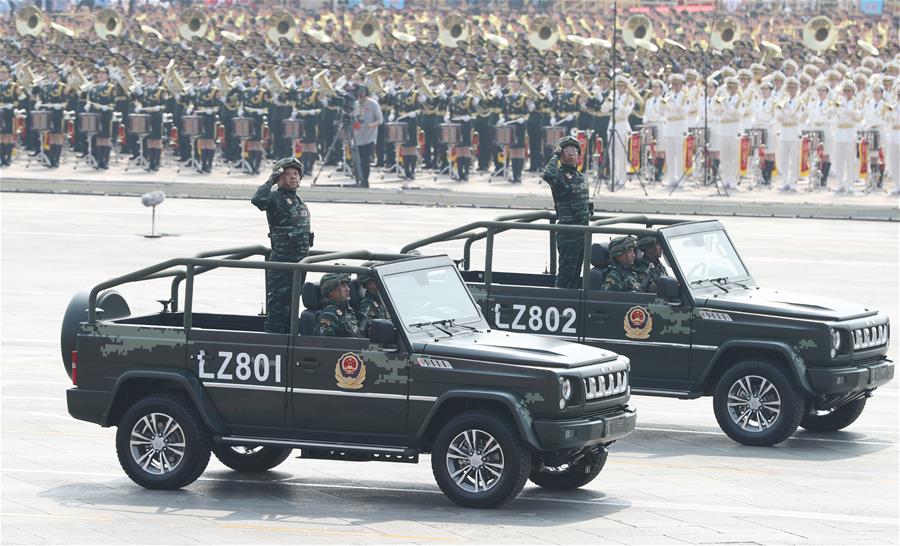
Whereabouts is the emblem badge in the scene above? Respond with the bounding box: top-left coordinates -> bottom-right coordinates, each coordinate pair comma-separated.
335,352 -> 366,390
623,306 -> 653,339
336,309 -> 342,316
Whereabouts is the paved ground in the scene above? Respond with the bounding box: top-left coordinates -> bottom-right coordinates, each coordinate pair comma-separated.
2,153 -> 898,220
1,194 -> 898,544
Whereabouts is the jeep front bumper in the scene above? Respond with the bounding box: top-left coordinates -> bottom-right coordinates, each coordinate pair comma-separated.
807,358 -> 894,395
532,406 -> 637,450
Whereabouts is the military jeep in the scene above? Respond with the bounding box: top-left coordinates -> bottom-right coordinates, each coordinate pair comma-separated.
401,211 -> 894,446
61,246 -> 636,508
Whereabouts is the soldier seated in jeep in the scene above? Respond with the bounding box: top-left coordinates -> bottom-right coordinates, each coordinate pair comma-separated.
315,273 -> 362,337
603,236 -> 642,292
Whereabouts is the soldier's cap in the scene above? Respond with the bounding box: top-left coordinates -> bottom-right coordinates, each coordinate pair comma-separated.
608,236 -> 637,259
637,235 -> 659,249
357,261 -> 381,285
272,156 -> 303,178
785,77 -> 800,87
841,81 -> 855,92
760,81 -> 774,90
320,273 -> 350,296
556,135 -> 581,153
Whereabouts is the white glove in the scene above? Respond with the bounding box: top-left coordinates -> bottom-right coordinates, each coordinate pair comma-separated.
550,116 -> 557,126
497,115 -> 506,124
388,111 -> 395,122
443,114 -> 450,123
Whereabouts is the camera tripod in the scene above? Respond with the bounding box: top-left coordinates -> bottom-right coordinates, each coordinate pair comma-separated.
313,117 -> 364,187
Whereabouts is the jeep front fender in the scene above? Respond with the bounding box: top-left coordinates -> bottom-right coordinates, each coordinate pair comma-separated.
700,339 -> 815,394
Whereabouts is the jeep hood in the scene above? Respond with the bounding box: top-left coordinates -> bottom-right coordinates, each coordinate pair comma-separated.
413,330 -> 620,369
701,287 -> 877,322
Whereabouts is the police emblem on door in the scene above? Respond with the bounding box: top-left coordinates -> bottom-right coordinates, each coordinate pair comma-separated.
335,352 -> 366,390
624,306 -> 653,339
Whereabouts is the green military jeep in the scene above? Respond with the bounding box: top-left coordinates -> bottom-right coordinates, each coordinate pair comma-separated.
402,212 -> 893,446
61,246 -> 636,508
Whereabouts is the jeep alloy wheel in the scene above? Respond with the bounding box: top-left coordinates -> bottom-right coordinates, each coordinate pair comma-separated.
432,410 -> 531,508
713,360 -> 804,446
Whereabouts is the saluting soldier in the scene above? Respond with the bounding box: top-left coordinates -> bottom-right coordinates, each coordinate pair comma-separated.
603,236 -> 642,293
316,273 -> 362,338
542,136 -> 592,289
251,157 -> 313,334
191,69 -> 220,173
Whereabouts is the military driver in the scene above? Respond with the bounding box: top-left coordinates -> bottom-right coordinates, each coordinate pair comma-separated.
251,157 -> 313,334
316,273 -> 362,337
603,236 -> 642,292
635,235 -> 669,291
542,136 -> 592,289
356,265 -> 390,321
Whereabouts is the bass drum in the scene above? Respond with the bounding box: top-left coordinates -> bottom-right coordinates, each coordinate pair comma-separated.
60,288 -> 131,378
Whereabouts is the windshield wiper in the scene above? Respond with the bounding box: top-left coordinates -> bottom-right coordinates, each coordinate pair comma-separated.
408,319 -> 454,336
689,277 -> 730,293
447,319 -> 480,333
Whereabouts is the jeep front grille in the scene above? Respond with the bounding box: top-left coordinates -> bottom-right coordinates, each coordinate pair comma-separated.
852,323 -> 889,351
584,371 -> 628,400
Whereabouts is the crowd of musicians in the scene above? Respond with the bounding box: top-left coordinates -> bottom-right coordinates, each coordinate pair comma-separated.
1,3 -> 898,194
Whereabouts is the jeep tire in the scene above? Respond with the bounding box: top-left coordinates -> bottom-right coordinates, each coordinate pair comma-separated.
529,448 -> 607,490
431,410 -> 531,508
115,394 -> 211,490
800,397 -> 867,432
713,360 -> 804,446
213,445 -> 292,472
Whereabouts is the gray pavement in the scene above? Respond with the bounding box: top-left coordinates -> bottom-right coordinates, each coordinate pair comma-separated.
2,194 -> 898,545
1,154 -> 898,221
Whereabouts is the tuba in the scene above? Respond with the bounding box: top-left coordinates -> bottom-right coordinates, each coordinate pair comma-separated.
438,14 -> 468,48
15,5 -> 45,37
267,10 -> 297,44
94,8 -> 125,40
710,17 -> 740,50
177,8 -> 209,42
350,13 -> 381,48
623,14 -> 653,49
803,16 -> 835,52
527,15 -> 558,50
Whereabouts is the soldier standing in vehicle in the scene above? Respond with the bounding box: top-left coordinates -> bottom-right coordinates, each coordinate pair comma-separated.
316,273 -> 361,337
251,157 -> 312,334
542,136 -> 592,289
635,235 -> 669,291
604,236 -> 642,292
356,267 -> 390,321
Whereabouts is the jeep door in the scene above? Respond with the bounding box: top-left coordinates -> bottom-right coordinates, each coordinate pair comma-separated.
290,336 -> 409,442
187,329 -> 289,427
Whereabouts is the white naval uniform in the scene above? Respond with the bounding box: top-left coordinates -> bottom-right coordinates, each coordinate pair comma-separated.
805,97 -> 834,159
776,95 -> 803,189
888,100 -> 900,194
831,98 -> 863,192
751,95 -> 776,155
716,92 -> 742,188
605,93 -> 634,186
663,90 -> 687,184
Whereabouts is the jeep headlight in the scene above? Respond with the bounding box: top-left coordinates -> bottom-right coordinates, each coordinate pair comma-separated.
831,329 -> 841,358
560,377 -> 573,402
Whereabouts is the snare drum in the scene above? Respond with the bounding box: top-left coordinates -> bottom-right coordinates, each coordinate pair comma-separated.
232,117 -> 253,138
440,123 -> 461,145
128,114 -> 150,135
494,125 -> 514,146
542,126 -> 567,145
386,122 -> 407,143
30,111 -> 51,131
282,119 -> 303,139
78,113 -> 100,133
181,115 -> 202,136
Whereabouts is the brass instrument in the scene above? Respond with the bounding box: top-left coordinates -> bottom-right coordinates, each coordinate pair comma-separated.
221,30 -> 244,43
760,40 -> 782,61
139,24 -> 163,42
710,17 -> 740,51
305,28 -> 332,43
50,22 -> 75,38
624,79 -> 645,108
350,13 -> 381,48
438,14 -> 468,48
177,8 -> 208,42
367,68 -> 385,96
522,78 -> 543,102
266,66 -> 288,95
94,8 -> 125,40
857,39 -> 879,57
15,5 -> 45,37
484,32 -> 510,49
392,30 -> 417,43
803,16 -> 835,52
164,60 -> 187,95
527,15 -> 558,50
664,38 -> 686,51
313,69 -> 336,96
415,70 -> 436,99
267,10 -> 297,44
66,66 -> 89,95
218,70 -> 233,95
623,14 -> 653,49
473,81 -> 488,102
574,78 -> 592,99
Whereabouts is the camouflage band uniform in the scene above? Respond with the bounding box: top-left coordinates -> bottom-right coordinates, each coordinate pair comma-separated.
251,159 -> 312,333
316,273 -> 362,337
604,236 -> 642,292
543,137 -> 592,289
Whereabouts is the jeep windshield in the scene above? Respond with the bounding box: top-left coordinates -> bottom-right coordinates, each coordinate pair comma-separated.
667,229 -> 754,289
382,265 -> 484,333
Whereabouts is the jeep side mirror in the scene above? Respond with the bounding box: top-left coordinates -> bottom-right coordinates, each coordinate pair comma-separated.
369,319 -> 397,344
656,276 -> 680,300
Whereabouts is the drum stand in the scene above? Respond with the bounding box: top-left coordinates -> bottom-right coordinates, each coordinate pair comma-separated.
227,137 -> 255,175
669,144 -> 729,197
177,135 -> 203,173
72,131 -> 99,170
488,146 -> 509,183
381,144 -> 405,180
125,132 -> 151,172
25,130 -> 52,168
433,143 -> 460,181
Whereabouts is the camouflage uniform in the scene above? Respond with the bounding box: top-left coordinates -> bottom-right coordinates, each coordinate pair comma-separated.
316,273 -> 362,337
604,236 -> 641,292
251,158 -> 312,334
356,269 -> 390,321
542,137 -> 592,289
636,235 -> 669,290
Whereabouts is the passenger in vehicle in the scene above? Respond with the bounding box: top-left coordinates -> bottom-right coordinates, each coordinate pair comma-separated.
356,266 -> 390,321
315,273 -> 362,337
635,235 -> 669,292
603,236 -> 642,292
